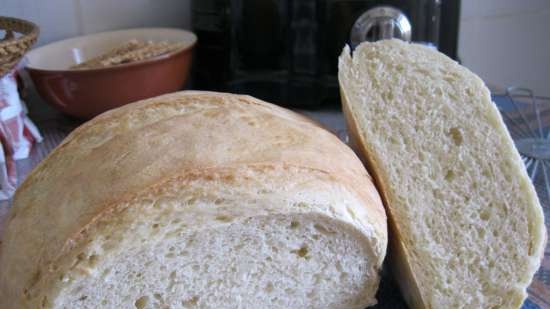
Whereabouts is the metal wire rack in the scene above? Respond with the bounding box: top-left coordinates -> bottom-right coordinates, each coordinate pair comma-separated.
497,87 -> 550,204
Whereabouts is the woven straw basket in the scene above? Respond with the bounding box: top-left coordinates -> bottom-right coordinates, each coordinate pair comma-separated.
0,16 -> 39,78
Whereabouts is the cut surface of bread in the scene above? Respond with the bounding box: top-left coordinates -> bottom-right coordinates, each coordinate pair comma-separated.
0,91 -> 387,309
338,40 -> 546,309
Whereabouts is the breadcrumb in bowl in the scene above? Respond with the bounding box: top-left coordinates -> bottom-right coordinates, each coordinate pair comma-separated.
25,28 -> 196,119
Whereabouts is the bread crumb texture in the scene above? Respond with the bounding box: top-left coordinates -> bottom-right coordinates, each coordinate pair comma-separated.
339,39 -> 546,309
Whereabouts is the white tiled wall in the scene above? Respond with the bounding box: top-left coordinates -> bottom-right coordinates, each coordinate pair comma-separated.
1,0 -> 191,46
459,0 -> 550,96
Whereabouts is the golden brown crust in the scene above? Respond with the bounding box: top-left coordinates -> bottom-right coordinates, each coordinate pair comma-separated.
0,91 -> 387,308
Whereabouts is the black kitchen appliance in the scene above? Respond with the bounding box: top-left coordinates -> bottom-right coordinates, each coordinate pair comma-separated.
192,0 -> 460,109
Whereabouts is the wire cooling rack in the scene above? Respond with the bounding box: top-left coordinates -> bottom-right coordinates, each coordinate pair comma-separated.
496,88 -> 550,206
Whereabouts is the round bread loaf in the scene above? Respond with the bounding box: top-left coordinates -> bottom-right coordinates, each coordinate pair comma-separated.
0,91 -> 387,309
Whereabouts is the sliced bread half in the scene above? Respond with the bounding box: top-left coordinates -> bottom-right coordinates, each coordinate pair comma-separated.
338,39 -> 546,309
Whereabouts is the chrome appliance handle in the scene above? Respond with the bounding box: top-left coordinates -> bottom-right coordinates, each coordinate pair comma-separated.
350,6 -> 412,49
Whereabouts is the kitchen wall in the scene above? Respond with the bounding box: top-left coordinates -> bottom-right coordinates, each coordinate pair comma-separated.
1,0 -> 191,46
2,0 -> 549,97
459,0 -> 550,97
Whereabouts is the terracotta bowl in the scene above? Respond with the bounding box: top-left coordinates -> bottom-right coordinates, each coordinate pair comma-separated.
26,28 -> 196,119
